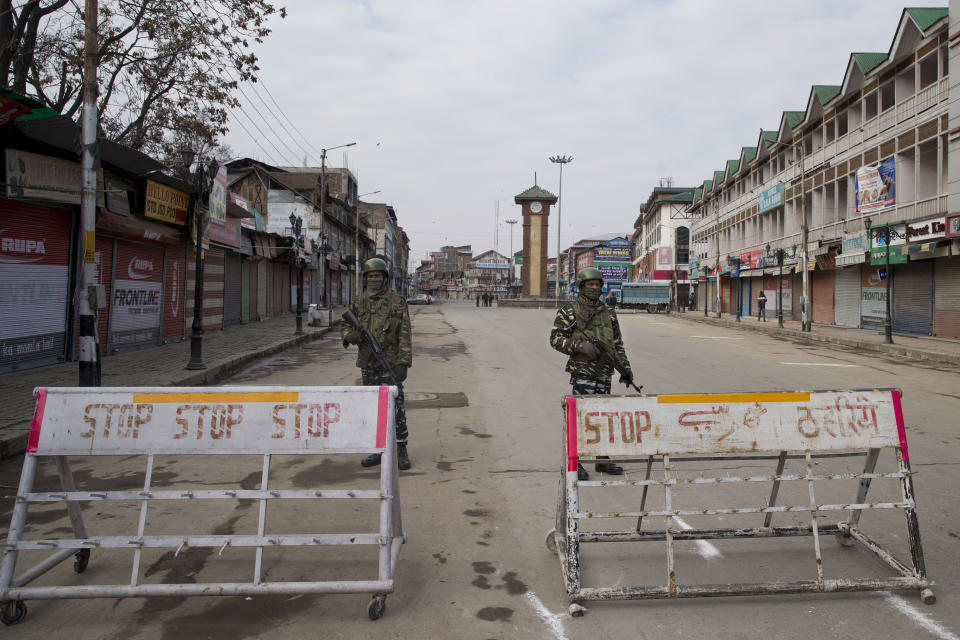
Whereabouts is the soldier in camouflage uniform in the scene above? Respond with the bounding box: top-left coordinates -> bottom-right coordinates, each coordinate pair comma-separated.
550,267 -> 634,480
342,258 -> 413,470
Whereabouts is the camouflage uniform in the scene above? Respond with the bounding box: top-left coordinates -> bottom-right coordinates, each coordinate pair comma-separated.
342,288 -> 412,444
550,296 -> 631,393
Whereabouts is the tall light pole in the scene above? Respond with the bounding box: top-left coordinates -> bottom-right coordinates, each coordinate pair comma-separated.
78,0 -> 99,385
549,155 -> 572,306
355,189 -> 381,300
506,219 -> 518,297
865,216 -> 894,344
186,154 -> 219,370
319,142 -> 356,308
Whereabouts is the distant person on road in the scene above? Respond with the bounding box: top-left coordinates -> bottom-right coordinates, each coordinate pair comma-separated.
605,291 -> 617,310
341,258 -> 413,470
550,267 -> 633,481
476,293 -> 480,307
757,291 -> 767,322
688,290 -> 696,311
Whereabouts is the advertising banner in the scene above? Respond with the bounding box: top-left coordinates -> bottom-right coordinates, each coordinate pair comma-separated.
856,157 -> 896,213
430,252 -> 448,259
738,250 -> 763,269
594,246 -> 632,262
860,265 -> 886,329
144,179 -> 189,226
657,246 -> 672,268
476,261 -> 507,269
209,214 -> 242,249
110,244 -> 164,348
598,264 -> 628,281
946,213 -> 960,239
905,217 -> 946,243
758,183 -> 783,214
209,162 -> 228,226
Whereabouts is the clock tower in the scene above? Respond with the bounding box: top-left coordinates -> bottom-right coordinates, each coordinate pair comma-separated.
514,184 -> 558,297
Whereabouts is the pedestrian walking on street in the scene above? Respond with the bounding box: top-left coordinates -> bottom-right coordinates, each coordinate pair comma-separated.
688,290 -> 696,311
605,291 -> 617,310
757,290 -> 767,322
342,258 -> 413,470
550,267 -> 634,481
476,293 -> 480,307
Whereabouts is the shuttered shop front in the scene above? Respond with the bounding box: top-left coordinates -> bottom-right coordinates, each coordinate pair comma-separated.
223,250 -> 242,326
834,266 -> 860,327
162,239 -> 188,342
0,200 -> 73,370
811,269 -> 834,325
892,261 -> 933,335
109,241 -> 164,349
933,256 -> 960,338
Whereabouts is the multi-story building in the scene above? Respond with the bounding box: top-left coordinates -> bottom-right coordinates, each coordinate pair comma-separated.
632,185 -> 694,302
690,8 -> 958,337
468,250 -> 511,296
561,234 -> 631,295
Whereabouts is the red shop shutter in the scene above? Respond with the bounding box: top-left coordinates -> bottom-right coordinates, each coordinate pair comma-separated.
162,239 -> 188,342
109,240 -> 164,350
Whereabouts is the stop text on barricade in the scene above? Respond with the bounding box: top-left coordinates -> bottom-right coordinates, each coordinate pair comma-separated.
566,390 -> 907,461
28,386 -> 395,455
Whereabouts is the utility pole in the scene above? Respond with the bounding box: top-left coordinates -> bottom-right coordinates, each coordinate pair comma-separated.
549,155 -> 573,305
78,0 -> 99,386
715,200 -> 721,319
506,219 -> 518,296
799,141 -> 810,332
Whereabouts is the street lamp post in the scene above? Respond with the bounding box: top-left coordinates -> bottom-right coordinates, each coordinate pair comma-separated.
767,244 -> 786,329
186,154 -> 219,370
730,256 -> 742,322
506,219 -> 518,297
549,155 -> 573,305
864,216 -> 894,344
355,189 -> 381,301
289,214 -> 304,335
318,142 -> 356,309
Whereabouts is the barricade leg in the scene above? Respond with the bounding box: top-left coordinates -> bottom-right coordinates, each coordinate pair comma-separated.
253,454 -> 272,586
837,448 -> 879,546
0,454 -> 37,625
634,455 -> 655,533
54,457 -> 91,573
804,452 -> 825,591
763,451 -> 788,528
129,454 -> 155,585
663,455 -> 676,597
897,452 -> 935,604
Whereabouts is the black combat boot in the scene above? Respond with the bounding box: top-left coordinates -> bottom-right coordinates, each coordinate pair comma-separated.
397,443 -> 411,470
595,456 -> 624,475
361,453 -> 382,467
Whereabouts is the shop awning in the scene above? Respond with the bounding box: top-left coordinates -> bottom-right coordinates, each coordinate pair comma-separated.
96,209 -> 181,245
907,242 -> 936,260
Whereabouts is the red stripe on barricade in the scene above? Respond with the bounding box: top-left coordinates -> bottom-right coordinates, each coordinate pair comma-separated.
376,386 -> 389,448
565,396 -> 578,472
27,388 -> 48,454
891,390 -> 909,462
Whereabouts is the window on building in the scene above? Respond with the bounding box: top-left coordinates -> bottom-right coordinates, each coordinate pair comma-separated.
919,53 -> 938,90
824,119 -> 835,144
864,91 -> 878,120
880,81 -> 895,112
836,110 -> 848,137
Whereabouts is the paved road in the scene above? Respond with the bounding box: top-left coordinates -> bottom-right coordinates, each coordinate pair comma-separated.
2,301 -> 958,639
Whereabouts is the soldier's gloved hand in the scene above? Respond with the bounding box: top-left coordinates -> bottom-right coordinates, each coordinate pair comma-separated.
343,329 -> 361,346
619,370 -> 634,386
393,365 -> 408,383
575,342 -> 599,360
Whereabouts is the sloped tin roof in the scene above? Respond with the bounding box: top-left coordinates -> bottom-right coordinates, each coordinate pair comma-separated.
906,7 -> 948,31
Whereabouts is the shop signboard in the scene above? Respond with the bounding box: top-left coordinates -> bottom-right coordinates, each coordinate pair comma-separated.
860,265 -> 887,330
598,264 -> 628,281
946,213 -> 960,238
593,246 -> 631,262
209,162 -> 228,226
855,157 -> 896,213
870,223 -> 907,265
758,182 -> 783,214
842,230 -> 869,254
209,214 -> 242,249
110,245 -> 163,348
905,217 -> 946,243
5,149 -> 104,206
430,252 -> 448,259
476,261 -> 508,269
144,179 -> 189,225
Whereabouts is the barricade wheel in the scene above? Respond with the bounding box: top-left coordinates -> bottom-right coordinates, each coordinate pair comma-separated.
74,549 -> 91,573
1,600 -> 27,626
834,533 -> 854,547
368,595 -> 386,620
545,528 -> 557,553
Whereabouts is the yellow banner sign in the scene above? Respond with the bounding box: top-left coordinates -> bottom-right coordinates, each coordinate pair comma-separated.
144,180 -> 189,226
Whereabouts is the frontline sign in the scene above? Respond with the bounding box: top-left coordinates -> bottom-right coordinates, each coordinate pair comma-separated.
567,390 -> 906,459
28,386 -> 395,455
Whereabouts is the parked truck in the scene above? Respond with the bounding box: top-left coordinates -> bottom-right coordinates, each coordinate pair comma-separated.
619,282 -> 671,313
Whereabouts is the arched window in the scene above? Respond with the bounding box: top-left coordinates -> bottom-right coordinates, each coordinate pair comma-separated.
675,227 -> 690,264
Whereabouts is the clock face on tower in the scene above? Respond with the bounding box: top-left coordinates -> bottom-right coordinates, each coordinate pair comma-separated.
530,201 -> 543,214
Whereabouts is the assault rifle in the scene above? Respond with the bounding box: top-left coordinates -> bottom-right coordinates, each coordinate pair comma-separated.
589,338 -> 643,394
342,309 -> 406,403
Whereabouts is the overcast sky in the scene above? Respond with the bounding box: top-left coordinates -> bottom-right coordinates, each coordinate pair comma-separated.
221,0 -> 947,265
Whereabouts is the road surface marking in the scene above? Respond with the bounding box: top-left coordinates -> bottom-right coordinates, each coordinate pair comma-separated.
674,517 -> 723,560
525,592 -> 569,640
883,592 -> 959,640
780,362 -> 859,368
688,335 -> 743,340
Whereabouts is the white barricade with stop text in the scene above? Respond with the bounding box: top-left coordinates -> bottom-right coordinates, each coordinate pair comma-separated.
548,389 -> 933,614
0,386 -> 405,625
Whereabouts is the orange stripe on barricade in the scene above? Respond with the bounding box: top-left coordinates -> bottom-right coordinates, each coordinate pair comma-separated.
657,392 -> 810,404
132,392 -> 299,403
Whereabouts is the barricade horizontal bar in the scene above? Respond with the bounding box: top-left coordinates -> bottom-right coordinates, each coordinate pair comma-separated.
578,471 -> 905,488
20,489 -> 384,502
10,533 -> 384,551
575,452 -> 868,464
1,580 -> 395,601
579,524 -> 840,543
577,502 -> 911,518
572,577 -> 928,601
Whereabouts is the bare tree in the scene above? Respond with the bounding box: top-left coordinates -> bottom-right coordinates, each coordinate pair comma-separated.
0,0 -> 285,157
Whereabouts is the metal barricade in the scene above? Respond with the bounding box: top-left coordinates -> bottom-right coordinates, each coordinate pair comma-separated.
548,389 -> 934,615
1,386 -> 405,624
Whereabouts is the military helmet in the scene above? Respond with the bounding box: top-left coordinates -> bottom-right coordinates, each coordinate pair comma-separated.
576,266 -> 603,288
363,258 -> 389,275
